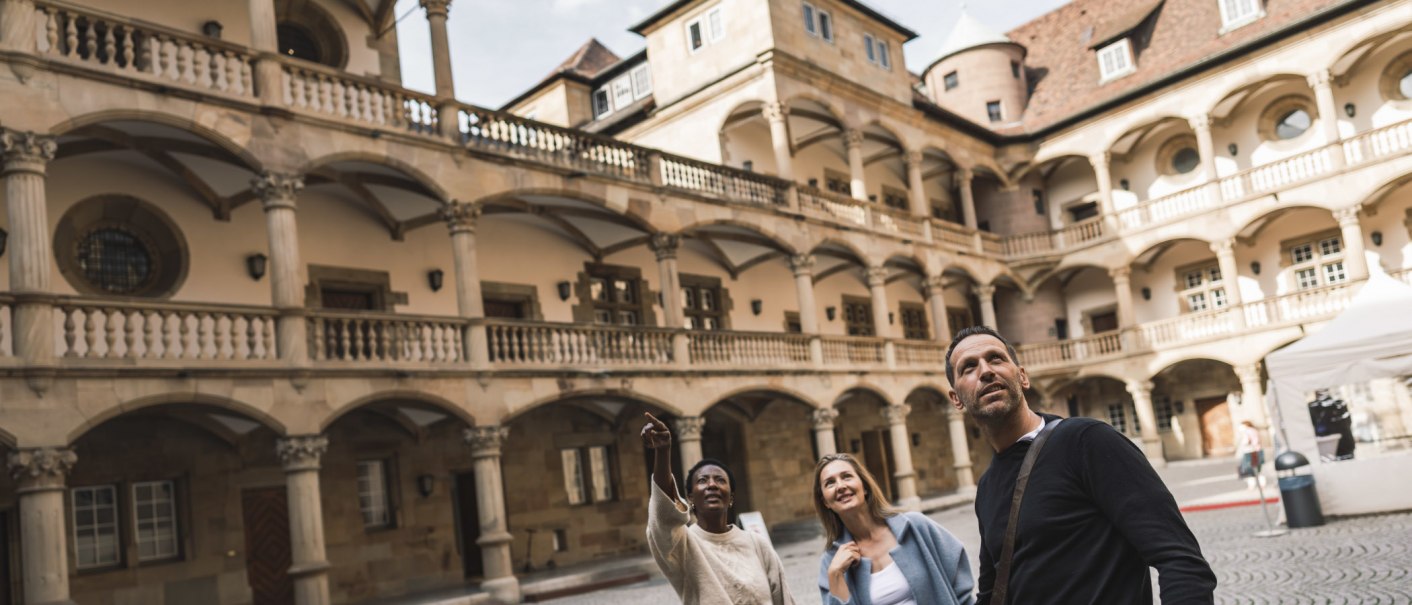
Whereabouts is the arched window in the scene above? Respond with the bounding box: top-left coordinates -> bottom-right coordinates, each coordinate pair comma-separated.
277,23 -> 323,64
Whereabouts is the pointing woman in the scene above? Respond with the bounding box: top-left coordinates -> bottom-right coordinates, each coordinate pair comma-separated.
815,453 -> 974,605
641,412 -> 796,604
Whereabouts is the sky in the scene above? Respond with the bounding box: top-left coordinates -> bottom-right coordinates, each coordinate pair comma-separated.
393,0 -> 1071,109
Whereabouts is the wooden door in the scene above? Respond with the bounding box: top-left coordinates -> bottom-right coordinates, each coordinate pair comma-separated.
454,472 -> 484,579
1196,397 -> 1235,457
242,488 -> 294,605
860,430 -> 894,501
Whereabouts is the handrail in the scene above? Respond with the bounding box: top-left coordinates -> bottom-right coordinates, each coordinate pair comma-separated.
458,105 -> 653,182
658,153 -> 790,207
280,58 -> 441,134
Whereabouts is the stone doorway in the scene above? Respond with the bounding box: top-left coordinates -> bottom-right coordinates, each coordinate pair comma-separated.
241,487 -> 294,605
454,471 -> 484,579
1198,397 -> 1235,457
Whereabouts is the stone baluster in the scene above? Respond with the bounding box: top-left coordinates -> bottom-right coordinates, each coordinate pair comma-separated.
763,102 -> 794,181
276,436 -> 332,605
945,406 -> 976,494
811,408 -> 839,457
442,201 -> 489,367
882,404 -> 921,510
674,416 -> 705,470
1126,381 -> 1166,467
843,129 -> 868,201
464,426 -> 520,604
254,172 -> 308,365
2,129 -> 59,367
7,447 -> 77,605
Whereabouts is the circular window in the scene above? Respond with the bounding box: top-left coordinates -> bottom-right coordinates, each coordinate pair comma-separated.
1275,109 -> 1311,140
55,195 -> 187,298
1401,69 -> 1412,99
77,227 -> 156,295
1379,53 -> 1412,101
1155,135 -> 1201,177
1171,147 -> 1200,174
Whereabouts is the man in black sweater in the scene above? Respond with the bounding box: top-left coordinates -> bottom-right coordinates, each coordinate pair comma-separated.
945,326 -> 1216,604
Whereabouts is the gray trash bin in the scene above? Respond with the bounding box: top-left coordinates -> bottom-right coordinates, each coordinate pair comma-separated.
1275,451 -> 1324,528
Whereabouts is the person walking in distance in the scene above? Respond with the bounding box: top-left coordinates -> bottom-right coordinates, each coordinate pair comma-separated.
1236,420 -> 1266,490
641,412 -> 795,604
944,326 -> 1216,604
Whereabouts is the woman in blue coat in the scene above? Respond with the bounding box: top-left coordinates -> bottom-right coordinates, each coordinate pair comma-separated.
814,453 -> 974,605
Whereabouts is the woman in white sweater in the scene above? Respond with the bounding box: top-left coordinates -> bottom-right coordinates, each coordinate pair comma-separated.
641,412 -> 796,604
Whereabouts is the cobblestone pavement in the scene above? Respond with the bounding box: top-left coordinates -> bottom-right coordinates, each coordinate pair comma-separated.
544,505 -> 1412,604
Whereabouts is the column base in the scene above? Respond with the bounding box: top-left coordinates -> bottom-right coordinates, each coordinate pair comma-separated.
954,484 -> 977,497
894,496 -> 922,511
481,575 -> 522,604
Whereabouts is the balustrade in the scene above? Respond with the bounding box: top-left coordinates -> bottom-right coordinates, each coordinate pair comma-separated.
308,312 -> 465,363
820,335 -> 885,366
1343,119 -> 1412,165
893,341 -> 946,368
56,299 -> 276,361
689,331 -> 811,366
1219,145 -> 1333,202
459,107 -> 650,181
281,63 -> 439,134
485,320 -> 674,366
798,185 -> 870,228
658,155 -> 788,207
1117,184 -> 1217,230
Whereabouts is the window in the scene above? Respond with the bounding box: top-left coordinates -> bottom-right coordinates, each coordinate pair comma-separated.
898,302 -> 929,340
1010,61 -> 1021,79
1274,109 -> 1311,140
682,275 -> 726,331
803,2 -> 817,35
804,2 -> 834,43
1172,148 -> 1200,174
586,265 -> 646,325
707,7 -> 725,42
1287,234 -> 1346,290
73,485 -> 121,570
561,446 -> 616,505
879,40 -> 891,69
986,101 -> 1003,123
865,34 -> 875,63
824,169 -> 850,195
592,88 -> 611,119
819,10 -> 833,42
881,186 -> 909,211
357,459 -> 392,528
631,65 -> 653,98
1401,70 -> 1412,99
842,297 -> 874,336
864,34 -> 890,69
1032,189 -> 1046,215
1107,403 -> 1130,434
1218,0 -> 1262,29
943,71 -> 958,91
1178,263 -> 1227,313
78,227 -> 156,295
1155,398 -> 1176,433
132,481 -> 180,562
1097,38 -> 1135,81
687,18 -> 705,52
612,77 -> 634,112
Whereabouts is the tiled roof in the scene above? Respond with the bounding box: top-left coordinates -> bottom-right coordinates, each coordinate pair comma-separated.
1007,0 -> 1363,134
556,38 -> 622,78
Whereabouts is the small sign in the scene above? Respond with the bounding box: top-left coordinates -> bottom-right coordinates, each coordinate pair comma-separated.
737,511 -> 772,548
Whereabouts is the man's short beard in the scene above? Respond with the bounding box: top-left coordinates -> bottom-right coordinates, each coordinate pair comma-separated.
965,389 -> 1021,421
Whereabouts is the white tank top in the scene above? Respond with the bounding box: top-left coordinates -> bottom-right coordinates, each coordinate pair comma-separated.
869,562 -> 918,605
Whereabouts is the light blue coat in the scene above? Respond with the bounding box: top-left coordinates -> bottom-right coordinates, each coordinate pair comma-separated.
818,512 -> 975,605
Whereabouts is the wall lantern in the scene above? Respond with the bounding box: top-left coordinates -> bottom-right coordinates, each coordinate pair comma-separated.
0,227 -> 7,258
427,269 -> 444,292
1119,178 -> 1130,191
888,312 -> 895,325
417,474 -> 435,498
201,20 -> 223,39
1141,286 -> 1152,300
556,281 -> 572,301
1227,143 -> 1238,157
1344,103 -> 1357,118
825,306 -> 837,321
245,253 -> 267,281
742,160 -> 754,172
750,299 -> 763,315
1250,261 -> 1261,275
1372,231 -> 1383,246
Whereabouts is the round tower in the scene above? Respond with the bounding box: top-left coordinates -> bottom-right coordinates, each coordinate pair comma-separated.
923,10 -> 1028,126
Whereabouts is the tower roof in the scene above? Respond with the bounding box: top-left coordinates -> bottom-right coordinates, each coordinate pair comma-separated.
937,9 -> 1020,61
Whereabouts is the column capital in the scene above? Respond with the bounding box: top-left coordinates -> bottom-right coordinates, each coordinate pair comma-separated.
811,408 -> 839,430
441,200 -> 482,234
903,150 -> 925,169
7,447 -> 76,492
276,435 -> 327,471
956,165 -> 975,182
465,425 -> 509,457
1088,151 -> 1111,168
843,129 -> 865,151
649,233 -> 680,260
1210,237 -> 1236,256
865,265 -> 889,287
789,254 -> 816,276
923,275 -> 947,298
1306,69 -> 1332,90
673,416 -> 705,440
419,0 -> 452,17
252,172 -> 305,211
1333,204 -> 1363,225
1235,362 -> 1263,385
973,283 -> 996,299
1108,265 -> 1132,281
0,129 -> 58,169
1187,114 -> 1213,132
882,404 -> 912,425
1125,380 -> 1155,397
763,101 -> 789,123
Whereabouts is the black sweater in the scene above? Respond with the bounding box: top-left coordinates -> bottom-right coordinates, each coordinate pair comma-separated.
974,415 -> 1216,604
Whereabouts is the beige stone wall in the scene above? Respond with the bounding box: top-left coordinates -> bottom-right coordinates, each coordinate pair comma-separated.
767,0 -> 913,107
508,80 -> 594,128
907,401 -> 958,497
735,401 -> 818,528
639,0 -> 775,107
1062,268 -> 1117,339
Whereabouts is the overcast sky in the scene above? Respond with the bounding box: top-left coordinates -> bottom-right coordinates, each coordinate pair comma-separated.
393,0 -> 1070,108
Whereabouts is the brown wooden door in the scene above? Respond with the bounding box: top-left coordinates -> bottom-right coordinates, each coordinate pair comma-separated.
454,472 -> 484,579
1196,397 -> 1235,457
242,488 -> 294,605
860,430 -> 894,501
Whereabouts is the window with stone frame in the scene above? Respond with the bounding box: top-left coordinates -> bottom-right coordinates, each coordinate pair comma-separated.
1218,0 -> 1263,30
1176,261 -> 1227,313
1097,38 -> 1135,81
898,302 -> 929,340
881,186 -> 909,211
681,274 -> 727,331
1284,231 -> 1346,291
132,480 -> 180,562
1155,397 -> 1177,433
583,264 -> 650,325
842,296 -> 875,336
784,311 -> 803,333
824,169 -> 851,196
357,459 -> 394,529
561,445 -> 616,505
72,485 -> 121,570
946,307 -> 972,338
1107,403 -> 1131,435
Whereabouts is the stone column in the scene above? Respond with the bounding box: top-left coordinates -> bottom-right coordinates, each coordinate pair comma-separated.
255,173 -> 309,364
975,284 -> 997,329
844,129 -> 868,201
464,427 -> 520,603
945,407 -> 976,494
7,447 -> 77,605
674,416 -> 705,470
866,266 -> 892,338
923,275 -> 952,342
904,151 -> 929,218
420,0 -> 456,98
1211,238 -> 1244,308
247,0 -> 284,104
957,168 -> 978,229
1333,205 -> 1370,281
882,404 -> 920,510
763,102 -> 795,181
650,234 -> 684,328
2,130 -> 58,365
1189,114 -> 1219,184
275,436 -> 331,605
1235,362 -> 1270,428
1109,266 -> 1136,328
791,255 -> 824,365
0,0 -> 39,53
1126,381 -> 1166,466
1308,70 -> 1344,166
811,408 -> 839,458
442,201 -> 489,366
1089,152 -> 1115,219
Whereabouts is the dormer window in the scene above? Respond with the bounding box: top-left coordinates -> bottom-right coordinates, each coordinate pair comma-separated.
1218,0 -> 1263,31
1097,38 -> 1135,81
864,34 -> 891,70
592,88 -> 612,119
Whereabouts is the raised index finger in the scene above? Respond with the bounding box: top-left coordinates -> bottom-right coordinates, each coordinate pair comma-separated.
643,411 -> 666,429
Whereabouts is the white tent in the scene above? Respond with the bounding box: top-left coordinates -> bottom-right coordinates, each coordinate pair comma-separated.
1265,260 -> 1412,515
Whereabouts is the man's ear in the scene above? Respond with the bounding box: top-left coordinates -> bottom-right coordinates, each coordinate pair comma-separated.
1018,366 -> 1031,390
947,388 -> 964,412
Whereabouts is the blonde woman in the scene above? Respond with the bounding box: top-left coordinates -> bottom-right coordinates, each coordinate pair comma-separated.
814,453 -> 974,605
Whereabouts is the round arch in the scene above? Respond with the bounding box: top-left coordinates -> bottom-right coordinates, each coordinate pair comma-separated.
808,237 -> 875,268
48,110 -> 264,173
830,384 -> 893,408
503,389 -> 685,426
469,187 -> 663,234
707,385 -> 822,410
318,390 -> 476,432
299,151 -> 452,203
675,218 -> 802,256
67,393 -> 287,443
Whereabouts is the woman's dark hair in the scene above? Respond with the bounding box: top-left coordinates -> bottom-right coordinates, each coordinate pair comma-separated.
686,457 -> 735,494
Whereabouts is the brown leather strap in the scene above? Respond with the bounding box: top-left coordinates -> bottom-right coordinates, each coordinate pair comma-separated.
992,417 -> 1061,605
